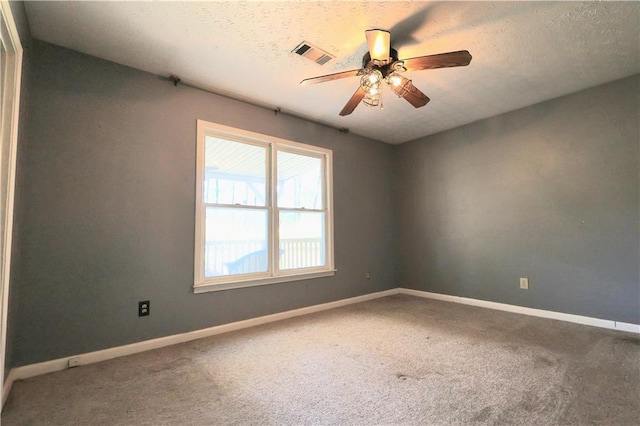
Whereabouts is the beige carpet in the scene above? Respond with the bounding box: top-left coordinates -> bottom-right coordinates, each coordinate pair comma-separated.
3,294 -> 639,425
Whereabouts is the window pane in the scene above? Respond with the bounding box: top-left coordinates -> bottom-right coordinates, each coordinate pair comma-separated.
279,211 -> 325,270
204,207 -> 268,277
277,151 -> 322,209
204,136 -> 266,206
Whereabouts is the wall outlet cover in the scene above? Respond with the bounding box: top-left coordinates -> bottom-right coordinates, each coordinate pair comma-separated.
139,300 -> 150,316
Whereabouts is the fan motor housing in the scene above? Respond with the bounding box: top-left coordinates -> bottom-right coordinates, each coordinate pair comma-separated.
362,48 -> 399,76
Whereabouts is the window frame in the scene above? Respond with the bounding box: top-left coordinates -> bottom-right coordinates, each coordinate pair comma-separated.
194,119 -> 335,293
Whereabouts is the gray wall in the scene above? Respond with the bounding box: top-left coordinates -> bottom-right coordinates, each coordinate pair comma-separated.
396,75 -> 639,324
6,39 -> 639,371
7,1 -> 31,49
7,40 -> 398,368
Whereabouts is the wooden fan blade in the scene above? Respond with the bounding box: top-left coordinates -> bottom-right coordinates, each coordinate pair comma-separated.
339,87 -> 366,116
402,50 -> 472,72
389,76 -> 430,108
365,29 -> 391,62
300,69 -> 361,86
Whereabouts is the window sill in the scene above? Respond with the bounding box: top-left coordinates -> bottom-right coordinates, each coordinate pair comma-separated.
193,269 -> 337,294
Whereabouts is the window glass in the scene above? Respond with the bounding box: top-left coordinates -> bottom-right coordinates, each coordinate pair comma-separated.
204,137 -> 266,206
277,151 -> 322,209
279,211 -> 325,270
204,207 -> 268,277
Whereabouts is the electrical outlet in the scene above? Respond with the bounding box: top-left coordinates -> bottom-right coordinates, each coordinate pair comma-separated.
365,272 -> 371,280
138,300 -> 150,316
520,278 -> 529,290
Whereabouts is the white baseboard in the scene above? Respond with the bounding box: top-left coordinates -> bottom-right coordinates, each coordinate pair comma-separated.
615,321 -> 640,333
3,288 -> 400,398
1,368 -> 16,407
398,288 -> 640,334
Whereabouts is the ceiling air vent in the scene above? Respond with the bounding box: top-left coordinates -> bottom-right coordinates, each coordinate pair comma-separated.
292,41 -> 335,65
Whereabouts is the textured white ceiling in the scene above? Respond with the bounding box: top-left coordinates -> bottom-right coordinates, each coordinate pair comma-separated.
24,1 -> 640,144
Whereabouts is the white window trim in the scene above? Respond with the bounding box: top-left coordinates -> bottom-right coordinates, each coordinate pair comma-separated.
194,120 -> 335,293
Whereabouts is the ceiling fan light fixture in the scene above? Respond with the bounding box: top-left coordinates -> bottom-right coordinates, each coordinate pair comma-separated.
301,29 -> 471,116
392,61 -> 407,72
363,92 -> 381,108
388,73 -> 403,87
395,78 -> 413,98
365,29 -> 391,64
360,69 -> 383,95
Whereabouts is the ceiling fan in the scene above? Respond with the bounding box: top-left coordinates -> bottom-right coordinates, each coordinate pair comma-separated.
300,29 -> 472,116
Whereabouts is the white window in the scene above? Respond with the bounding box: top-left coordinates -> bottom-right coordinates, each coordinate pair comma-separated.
194,120 -> 335,293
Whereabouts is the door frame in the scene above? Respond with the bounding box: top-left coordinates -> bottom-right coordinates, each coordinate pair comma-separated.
0,0 -> 22,409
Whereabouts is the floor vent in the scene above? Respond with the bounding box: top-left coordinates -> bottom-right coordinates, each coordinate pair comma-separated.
292,41 -> 335,65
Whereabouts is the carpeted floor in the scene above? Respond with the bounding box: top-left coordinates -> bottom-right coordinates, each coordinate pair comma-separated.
2,294 -> 639,425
